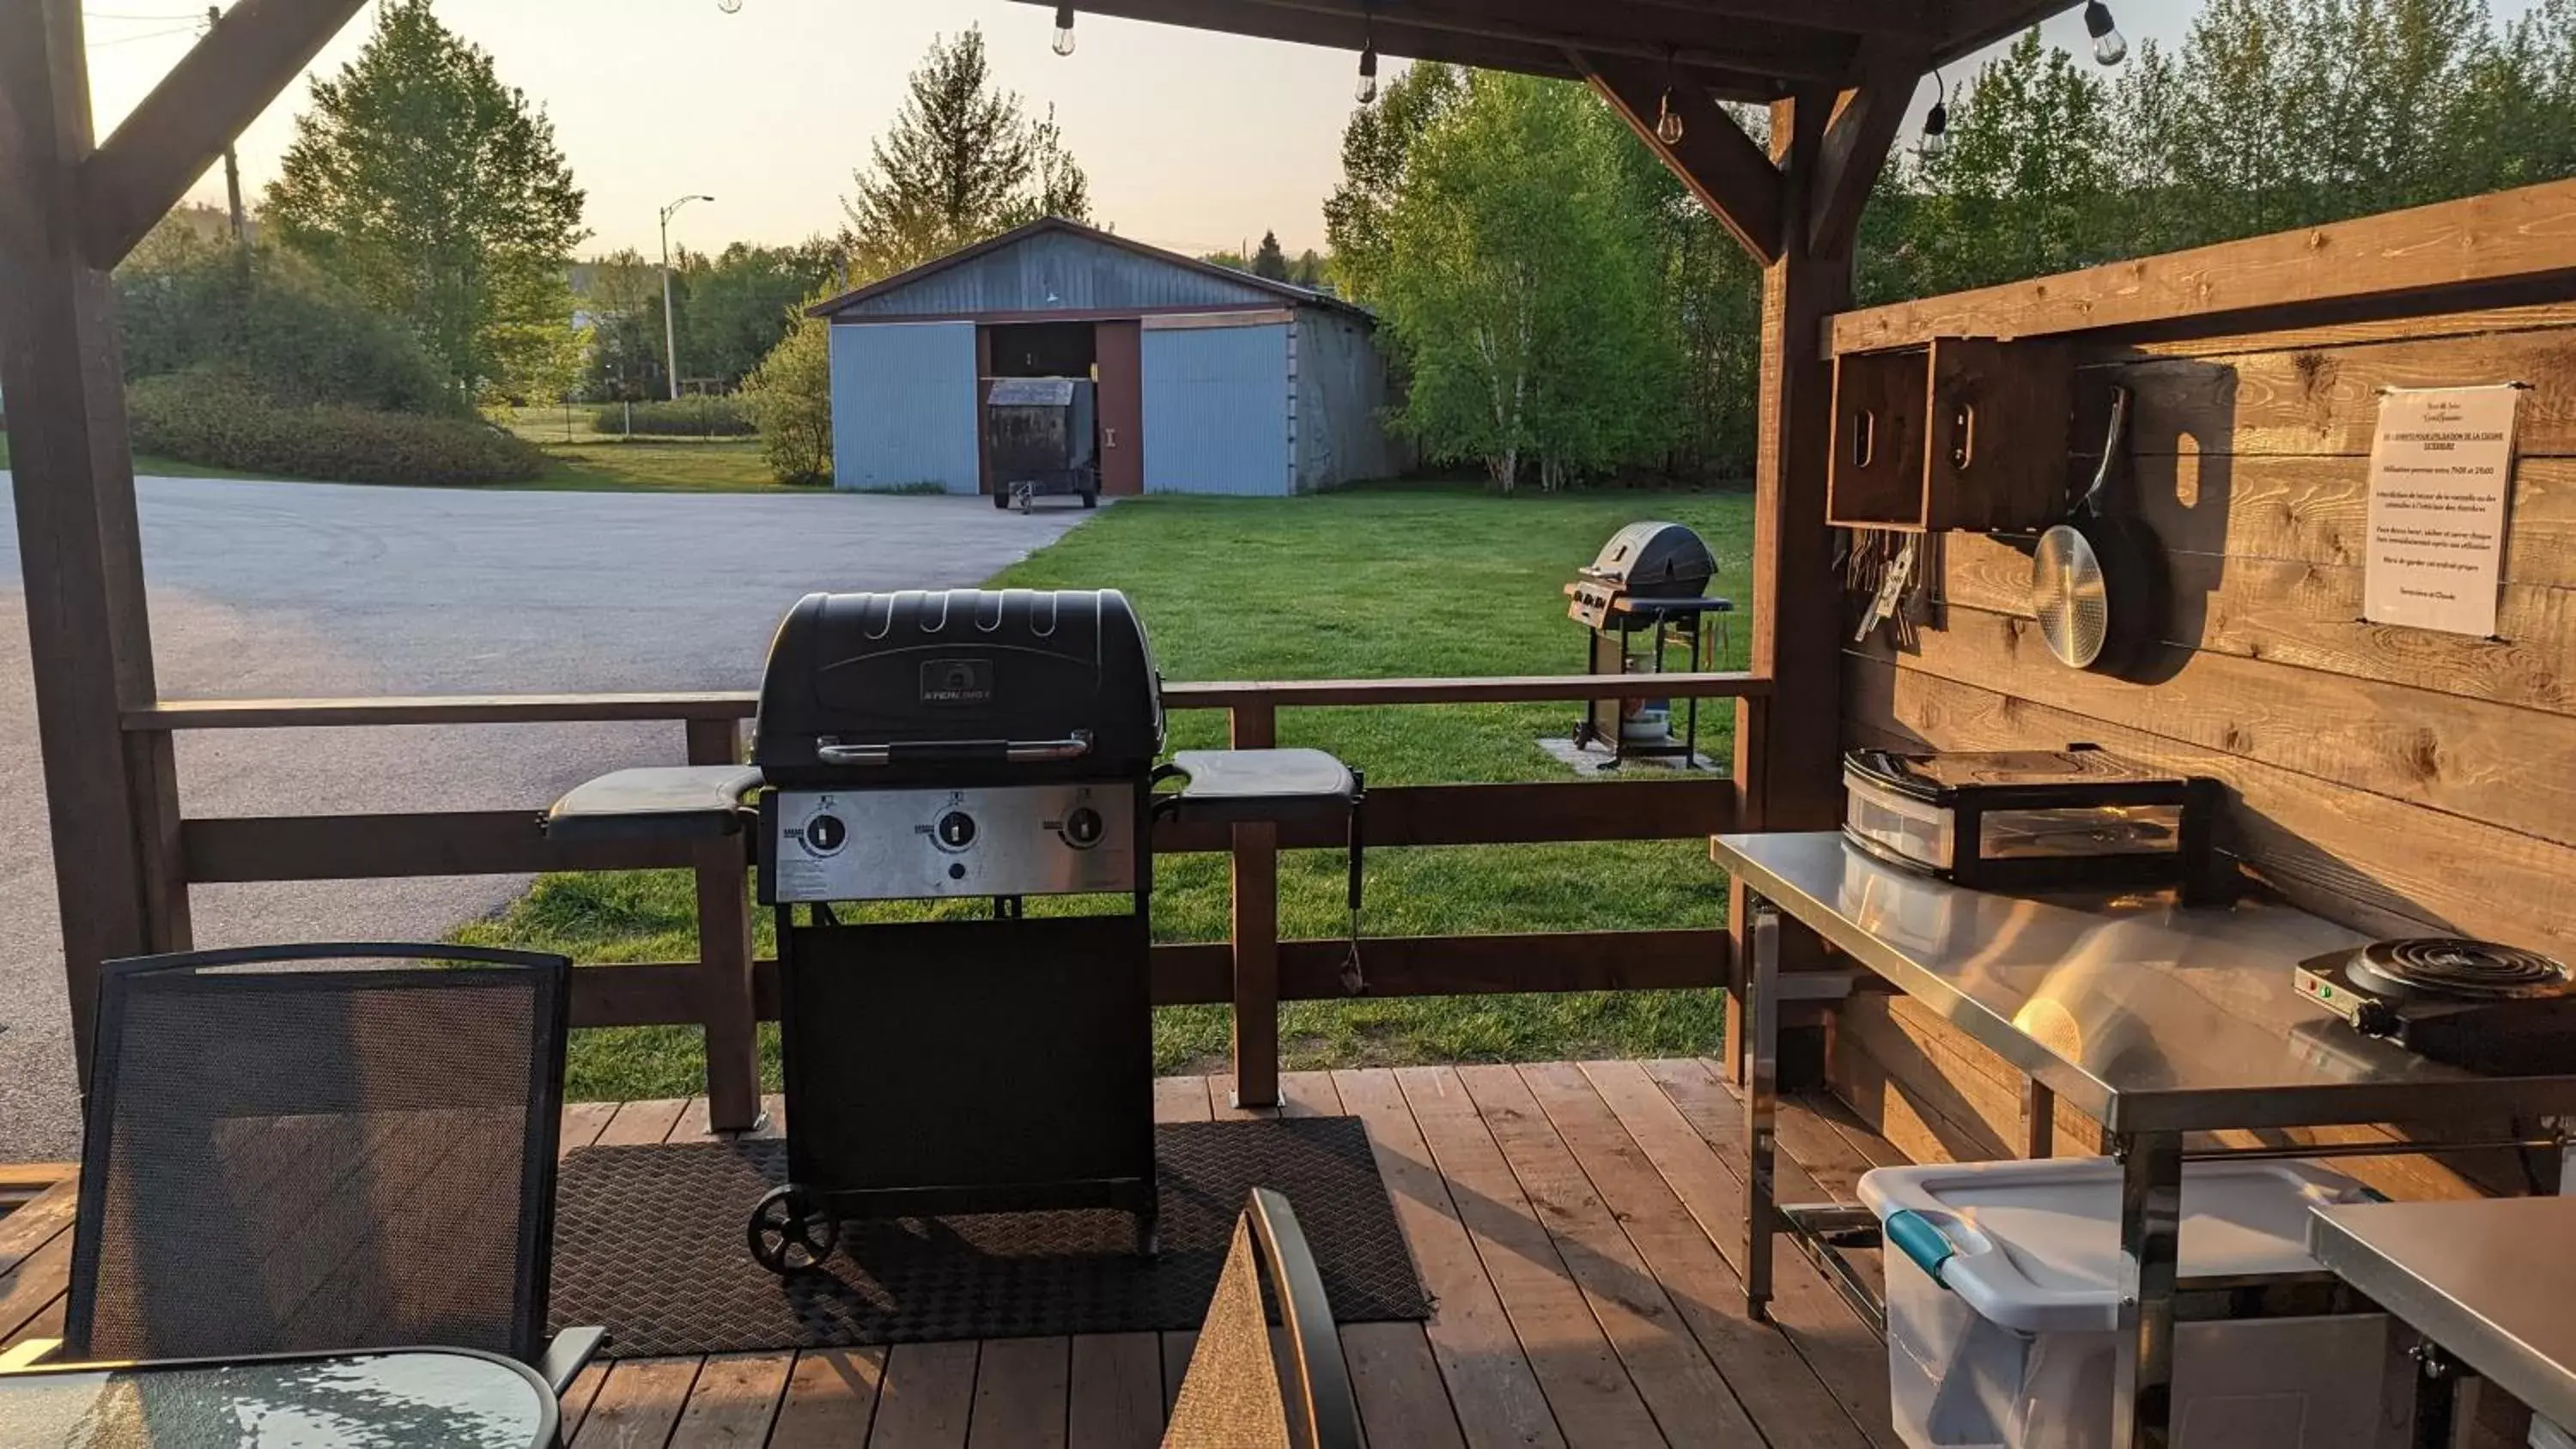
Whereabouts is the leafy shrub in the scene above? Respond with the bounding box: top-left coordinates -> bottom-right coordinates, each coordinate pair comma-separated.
127,370 -> 546,486
588,395 -> 755,436
745,306 -> 834,485
117,239 -> 463,416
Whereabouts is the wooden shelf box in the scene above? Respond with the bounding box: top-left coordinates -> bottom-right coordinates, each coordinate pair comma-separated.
1826,337 -> 2071,532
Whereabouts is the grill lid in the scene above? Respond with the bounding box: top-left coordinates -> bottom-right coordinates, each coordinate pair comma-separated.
754,589 -> 1163,784
1581,522 -> 1714,598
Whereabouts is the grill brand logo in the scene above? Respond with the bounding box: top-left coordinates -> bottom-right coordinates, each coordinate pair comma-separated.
920,658 -> 994,706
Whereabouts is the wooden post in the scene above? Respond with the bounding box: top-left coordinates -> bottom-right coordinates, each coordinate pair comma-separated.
1588,55 -> 1912,1085
1722,694 -> 1768,1082
122,728 -> 192,954
0,0 -> 166,1076
1725,90 -> 1867,1088
688,717 -> 760,1133
1741,88 -> 1855,829
1228,701 -> 1280,1110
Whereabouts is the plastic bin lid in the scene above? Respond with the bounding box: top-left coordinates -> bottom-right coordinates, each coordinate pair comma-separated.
1859,1155 -> 2371,1334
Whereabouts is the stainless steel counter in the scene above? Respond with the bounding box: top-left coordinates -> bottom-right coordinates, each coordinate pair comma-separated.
2311,1196 -> 2576,1433
1714,831 -> 2576,1133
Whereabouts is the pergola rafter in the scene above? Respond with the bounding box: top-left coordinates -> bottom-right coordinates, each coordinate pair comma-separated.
1578,52 -> 1785,264
79,0 -> 366,270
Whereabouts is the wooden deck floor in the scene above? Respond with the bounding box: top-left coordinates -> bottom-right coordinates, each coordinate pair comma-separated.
0,1061 -> 1904,1448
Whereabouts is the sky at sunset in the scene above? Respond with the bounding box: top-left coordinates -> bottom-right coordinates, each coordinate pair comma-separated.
78,0 -> 2542,262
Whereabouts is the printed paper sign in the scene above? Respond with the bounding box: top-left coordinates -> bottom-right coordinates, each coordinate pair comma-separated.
2361,385 -> 2522,637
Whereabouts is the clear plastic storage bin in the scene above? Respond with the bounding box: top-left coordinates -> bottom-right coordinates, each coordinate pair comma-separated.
1859,1155 -> 2415,1449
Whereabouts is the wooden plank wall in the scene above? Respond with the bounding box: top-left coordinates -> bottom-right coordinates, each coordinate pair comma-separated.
1832,264 -> 2576,1199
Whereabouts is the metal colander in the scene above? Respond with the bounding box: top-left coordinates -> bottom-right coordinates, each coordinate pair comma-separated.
2032,523 -> 2111,667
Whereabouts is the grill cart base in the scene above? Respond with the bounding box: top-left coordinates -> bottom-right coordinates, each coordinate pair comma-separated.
753,910 -> 1158,1272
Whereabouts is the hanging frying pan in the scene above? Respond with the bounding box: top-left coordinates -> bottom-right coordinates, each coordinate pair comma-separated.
2032,385 -> 2163,676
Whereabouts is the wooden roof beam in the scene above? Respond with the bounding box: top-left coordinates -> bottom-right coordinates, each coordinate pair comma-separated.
77,0 -> 365,269
1578,52 -> 1783,265
1013,0 -> 1801,96
1935,0 -> 2078,65
1619,0 -> 1941,40
1807,38 -> 1923,259
1225,0 -> 1856,82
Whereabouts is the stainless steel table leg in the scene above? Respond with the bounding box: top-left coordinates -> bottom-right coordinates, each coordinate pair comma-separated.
2023,1077 -> 2057,1160
1745,900 -> 1781,1321
2112,1131 -> 2184,1449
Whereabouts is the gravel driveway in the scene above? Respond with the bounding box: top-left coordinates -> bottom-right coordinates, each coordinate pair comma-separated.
0,477 -> 1097,1159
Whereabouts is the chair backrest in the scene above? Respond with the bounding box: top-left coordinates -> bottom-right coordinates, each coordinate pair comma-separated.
66,943 -> 572,1365
1163,1187 -> 1364,1449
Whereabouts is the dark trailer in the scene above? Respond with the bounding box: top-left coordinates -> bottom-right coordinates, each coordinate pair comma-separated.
983,376 -> 1099,510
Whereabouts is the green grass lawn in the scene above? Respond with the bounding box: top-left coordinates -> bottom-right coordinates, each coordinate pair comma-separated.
457,482 -> 1759,1100
490,407 -> 802,493
526,439 -> 805,493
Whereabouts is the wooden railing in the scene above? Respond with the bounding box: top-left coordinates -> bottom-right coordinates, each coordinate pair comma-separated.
122,671 -> 1768,1125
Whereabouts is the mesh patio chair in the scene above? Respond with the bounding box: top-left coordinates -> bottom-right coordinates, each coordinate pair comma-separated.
1163,1187 -> 1364,1449
61,943 -> 603,1394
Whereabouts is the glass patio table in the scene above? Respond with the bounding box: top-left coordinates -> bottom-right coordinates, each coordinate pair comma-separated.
0,1346 -> 556,1448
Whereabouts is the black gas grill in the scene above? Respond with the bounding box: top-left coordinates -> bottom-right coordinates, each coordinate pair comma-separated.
749,589 -> 1163,1265
1564,523 -> 1732,768
545,587 -> 1364,1275
1565,520 -> 1716,629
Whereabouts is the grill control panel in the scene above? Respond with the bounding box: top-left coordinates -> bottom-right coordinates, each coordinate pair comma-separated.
762,784 -> 1136,903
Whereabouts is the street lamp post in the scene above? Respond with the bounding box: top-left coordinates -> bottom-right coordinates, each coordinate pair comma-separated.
658,193 -> 714,402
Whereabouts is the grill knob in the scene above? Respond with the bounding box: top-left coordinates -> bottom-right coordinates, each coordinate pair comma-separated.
803,814 -> 847,854
936,810 -> 977,850
1064,806 -> 1104,849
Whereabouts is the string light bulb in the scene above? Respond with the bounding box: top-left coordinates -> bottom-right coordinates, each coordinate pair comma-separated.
1356,39 -> 1380,103
1656,88 -> 1686,144
1920,72 -> 1948,160
2083,0 -> 2128,65
1053,3 -> 1077,56
716,0 -> 742,11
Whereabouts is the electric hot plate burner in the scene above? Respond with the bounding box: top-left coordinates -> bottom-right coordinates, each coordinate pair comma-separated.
2295,937 -> 2576,1076
2346,938 -> 2576,1000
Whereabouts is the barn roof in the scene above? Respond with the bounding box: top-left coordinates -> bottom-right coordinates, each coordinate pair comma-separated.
807,216 -> 1369,322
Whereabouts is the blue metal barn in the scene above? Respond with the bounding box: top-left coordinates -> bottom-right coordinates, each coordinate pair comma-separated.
808,218 -> 1397,498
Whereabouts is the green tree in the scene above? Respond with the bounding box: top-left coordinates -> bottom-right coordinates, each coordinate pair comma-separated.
1252,230 -> 1290,281
1323,60 -> 1466,303
841,27 -> 1091,282
1612,101 -> 1766,476
574,249 -> 666,400
747,293 -> 837,485
1850,2 -> 2576,306
1905,32 -> 2121,294
2443,0 -> 2576,192
1376,72 -> 1679,490
264,0 -> 586,398
114,233 -> 459,415
679,239 -> 845,389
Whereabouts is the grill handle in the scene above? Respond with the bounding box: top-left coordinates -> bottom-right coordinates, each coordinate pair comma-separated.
816,731 -> 1094,767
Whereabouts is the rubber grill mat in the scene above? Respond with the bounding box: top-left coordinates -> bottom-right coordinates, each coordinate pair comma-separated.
550,1117 -> 1430,1355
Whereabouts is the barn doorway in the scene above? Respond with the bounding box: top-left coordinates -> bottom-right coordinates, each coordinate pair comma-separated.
975,320 -> 1142,498
986,321 -> 1095,379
